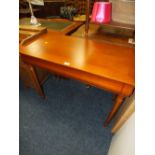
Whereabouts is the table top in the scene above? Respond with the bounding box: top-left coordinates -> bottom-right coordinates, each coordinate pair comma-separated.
71,23 -> 134,47
92,21 -> 135,31
19,18 -> 83,34
20,31 -> 135,86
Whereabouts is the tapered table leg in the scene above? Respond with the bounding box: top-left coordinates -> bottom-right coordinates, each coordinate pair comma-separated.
112,94 -> 117,101
104,95 -> 125,126
29,64 -> 45,98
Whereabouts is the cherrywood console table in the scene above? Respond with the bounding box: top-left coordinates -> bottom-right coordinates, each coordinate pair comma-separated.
20,30 -> 135,126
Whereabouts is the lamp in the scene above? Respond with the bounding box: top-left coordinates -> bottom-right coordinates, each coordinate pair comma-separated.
27,0 -> 44,26
91,2 -> 112,24
85,1 -> 112,36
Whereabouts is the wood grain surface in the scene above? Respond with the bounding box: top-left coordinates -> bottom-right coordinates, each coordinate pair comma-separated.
20,30 -> 135,125
20,31 -> 135,86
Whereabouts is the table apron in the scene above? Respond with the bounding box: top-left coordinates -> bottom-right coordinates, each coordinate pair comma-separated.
21,54 -> 134,97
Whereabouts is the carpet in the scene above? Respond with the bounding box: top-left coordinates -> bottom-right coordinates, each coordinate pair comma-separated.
20,75 -> 113,155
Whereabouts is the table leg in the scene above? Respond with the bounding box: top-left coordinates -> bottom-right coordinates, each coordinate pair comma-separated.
29,64 -> 45,98
112,94 -> 117,101
104,95 -> 125,126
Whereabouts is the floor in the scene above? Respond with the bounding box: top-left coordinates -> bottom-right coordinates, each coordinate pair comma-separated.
20,74 -> 113,155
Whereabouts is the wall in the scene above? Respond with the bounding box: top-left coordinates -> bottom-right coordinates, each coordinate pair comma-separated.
110,0 -> 135,24
108,113 -> 135,155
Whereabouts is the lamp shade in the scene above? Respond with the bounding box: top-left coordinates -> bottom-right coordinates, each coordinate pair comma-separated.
91,2 -> 112,24
27,0 -> 44,6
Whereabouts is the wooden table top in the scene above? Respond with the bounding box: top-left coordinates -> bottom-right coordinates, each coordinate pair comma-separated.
20,18 -> 83,35
20,31 -> 135,86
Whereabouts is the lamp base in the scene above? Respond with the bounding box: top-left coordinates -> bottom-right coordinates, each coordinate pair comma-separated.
30,16 -> 41,26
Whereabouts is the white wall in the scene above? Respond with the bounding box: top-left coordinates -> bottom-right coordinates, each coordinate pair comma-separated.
110,0 -> 135,24
108,113 -> 135,155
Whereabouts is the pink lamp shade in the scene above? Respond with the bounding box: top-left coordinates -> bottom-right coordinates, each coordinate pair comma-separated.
91,2 -> 112,24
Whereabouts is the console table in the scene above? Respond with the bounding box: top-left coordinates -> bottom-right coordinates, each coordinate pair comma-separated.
20,30 -> 134,126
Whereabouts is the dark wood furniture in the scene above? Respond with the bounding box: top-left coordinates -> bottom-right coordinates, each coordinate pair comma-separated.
20,30 -> 135,126
19,18 -> 83,35
19,0 -> 66,18
71,22 -> 135,47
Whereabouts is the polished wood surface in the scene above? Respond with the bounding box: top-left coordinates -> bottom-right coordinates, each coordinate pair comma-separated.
19,25 -> 47,45
19,18 -> 83,97
20,31 -> 134,86
20,18 -> 83,35
20,30 -> 135,125
71,23 -> 134,49
112,93 -> 135,134
91,20 -> 135,31
19,25 -> 49,97
104,94 -> 125,126
85,0 -> 90,36
19,57 -> 47,97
